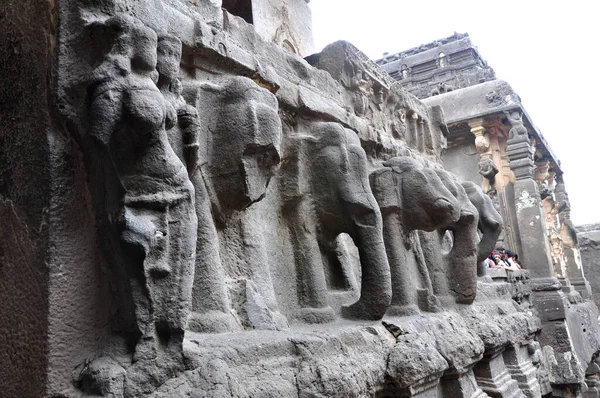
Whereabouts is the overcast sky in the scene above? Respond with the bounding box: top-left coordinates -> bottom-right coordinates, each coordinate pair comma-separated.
308,0 -> 599,225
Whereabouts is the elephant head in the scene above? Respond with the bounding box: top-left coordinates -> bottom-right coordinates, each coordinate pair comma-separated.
371,157 -> 461,232
433,170 -> 480,304
203,76 -> 282,214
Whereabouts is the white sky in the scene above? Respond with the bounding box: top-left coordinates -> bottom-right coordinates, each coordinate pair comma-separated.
308,0 -> 600,225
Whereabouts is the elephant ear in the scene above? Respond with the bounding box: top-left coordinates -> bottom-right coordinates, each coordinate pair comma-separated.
382,156 -> 422,174
313,122 -> 346,148
461,181 -> 482,199
369,168 -> 400,210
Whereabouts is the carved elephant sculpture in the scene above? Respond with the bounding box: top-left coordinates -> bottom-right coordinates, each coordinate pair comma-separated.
369,157 -> 461,315
461,181 -> 503,276
284,121 -> 391,322
420,170 -> 480,305
184,76 -> 283,332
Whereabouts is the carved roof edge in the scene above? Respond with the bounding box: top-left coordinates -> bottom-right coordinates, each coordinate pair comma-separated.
422,80 -> 562,171
375,32 -> 471,66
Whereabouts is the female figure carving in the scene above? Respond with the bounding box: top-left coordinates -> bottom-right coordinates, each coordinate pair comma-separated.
82,15 -> 197,394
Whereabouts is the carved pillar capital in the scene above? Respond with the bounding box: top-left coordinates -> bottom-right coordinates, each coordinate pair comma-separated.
506,137 -> 535,180
468,118 -> 491,158
547,170 -> 557,192
534,160 -> 550,183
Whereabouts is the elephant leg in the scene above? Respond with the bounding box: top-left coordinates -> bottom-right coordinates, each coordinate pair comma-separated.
239,209 -> 289,330
341,202 -> 391,320
411,232 -> 443,313
448,222 -> 478,304
418,229 -> 455,310
188,176 -> 240,333
288,198 -> 335,323
380,212 -> 420,316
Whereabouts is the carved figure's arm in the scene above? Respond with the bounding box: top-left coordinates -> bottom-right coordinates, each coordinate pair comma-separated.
178,104 -> 201,175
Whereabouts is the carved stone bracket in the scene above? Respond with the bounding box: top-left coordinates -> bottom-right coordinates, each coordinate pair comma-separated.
468,118 -> 499,196
469,119 -> 491,158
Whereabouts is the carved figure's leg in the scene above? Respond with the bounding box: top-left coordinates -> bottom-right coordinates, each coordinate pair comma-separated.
150,190 -> 197,355
447,219 -> 478,304
239,209 -> 289,330
461,182 -> 503,277
341,199 -> 391,320
418,230 -> 453,306
380,211 -> 420,316
411,232 -> 443,313
287,197 -> 335,324
118,206 -> 161,362
188,175 -> 240,333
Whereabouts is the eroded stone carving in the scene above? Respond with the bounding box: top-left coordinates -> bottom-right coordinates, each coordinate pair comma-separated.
437,170 -> 480,303
196,76 -> 282,214
370,157 -> 460,315
478,157 -> 499,194
505,110 -> 528,141
461,181 -> 504,276
5,2 -> 582,396
418,170 -> 480,305
80,15 -> 197,394
185,76 -> 284,331
283,121 -> 391,321
157,35 -> 201,176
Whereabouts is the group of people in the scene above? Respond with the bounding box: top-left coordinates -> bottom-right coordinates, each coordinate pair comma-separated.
484,249 -> 523,271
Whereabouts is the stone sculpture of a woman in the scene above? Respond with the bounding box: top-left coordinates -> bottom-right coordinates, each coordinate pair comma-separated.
80,15 -> 197,395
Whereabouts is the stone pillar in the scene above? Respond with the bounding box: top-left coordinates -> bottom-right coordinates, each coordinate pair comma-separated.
505,111 -> 587,396
469,118 -> 497,196
577,223 -> 600,309
469,119 -> 491,158
505,124 -> 553,278
441,368 -> 488,398
407,111 -> 418,148
555,181 -> 591,299
547,170 -> 557,192
584,359 -> 600,398
533,160 -> 549,187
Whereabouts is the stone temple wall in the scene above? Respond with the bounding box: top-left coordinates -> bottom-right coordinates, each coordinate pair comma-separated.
1,1 -> 599,397
578,224 -> 600,309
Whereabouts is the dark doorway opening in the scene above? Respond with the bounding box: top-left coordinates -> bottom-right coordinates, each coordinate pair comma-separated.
222,0 -> 253,24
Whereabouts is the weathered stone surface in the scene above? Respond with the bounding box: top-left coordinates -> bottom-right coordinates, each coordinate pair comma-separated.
381,30 -> 600,398
462,181 -> 503,273
370,157 -> 460,315
578,223 -> 600,308
2,2 -> 599,397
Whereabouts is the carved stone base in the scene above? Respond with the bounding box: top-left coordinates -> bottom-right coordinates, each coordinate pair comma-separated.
380,373 -> 444,398
584,374 -> 600,398
570,277 -> 592,300
441,369 -> 490,398
387,304 -> 421,317
293,307 -> 337,324
187,310 -> 241,334
551,384 -> 583,398
474,352 -> 525,398
503,344 -> 541,398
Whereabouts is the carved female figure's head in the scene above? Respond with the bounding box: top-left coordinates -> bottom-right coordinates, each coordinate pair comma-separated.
157,35 -> 182,83
92,15 -> 158,82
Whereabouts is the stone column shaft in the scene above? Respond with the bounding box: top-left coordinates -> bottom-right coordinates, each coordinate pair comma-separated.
506,135 -> 553,278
